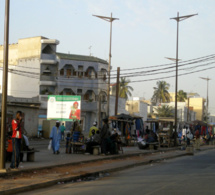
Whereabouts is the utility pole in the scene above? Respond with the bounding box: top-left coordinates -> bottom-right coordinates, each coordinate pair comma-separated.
93,13 -> 119,117
0,0 -> 10,171
187,97 -> 190,122
98,95 -> 101,129
170,12 -> 197,134
200,77 -> 211,123
115,67 -> 120,115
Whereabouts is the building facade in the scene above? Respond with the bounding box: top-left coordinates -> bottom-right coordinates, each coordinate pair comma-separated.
169,92 -> 205,121
125,97 -> 148,121
0,36 -> 109,134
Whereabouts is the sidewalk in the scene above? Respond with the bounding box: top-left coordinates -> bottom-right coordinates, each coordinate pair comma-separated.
1,141 -> 215,195
4,140 -> 178,170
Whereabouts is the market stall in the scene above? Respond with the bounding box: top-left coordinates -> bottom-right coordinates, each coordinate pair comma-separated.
146,118 -> 174,147
109,114 -> 144,146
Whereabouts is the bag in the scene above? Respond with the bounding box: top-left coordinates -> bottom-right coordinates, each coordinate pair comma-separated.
187,133 -> 193,140
48,140 -> 52,150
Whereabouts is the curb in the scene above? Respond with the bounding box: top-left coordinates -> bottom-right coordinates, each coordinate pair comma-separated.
0,152 -> 188,195
1,146 -> 214,195
0,147 -> 178,177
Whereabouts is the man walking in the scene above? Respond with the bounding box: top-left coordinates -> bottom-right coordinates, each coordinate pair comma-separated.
60,123 -> 66,141
50,121 -> 61,154
10,111 -> 22,170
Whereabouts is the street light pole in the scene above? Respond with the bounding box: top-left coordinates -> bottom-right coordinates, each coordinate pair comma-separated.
0,0 -> 10,171
170,12 -> 197,133
200,77 -> 211,122
93,13 -> 119,117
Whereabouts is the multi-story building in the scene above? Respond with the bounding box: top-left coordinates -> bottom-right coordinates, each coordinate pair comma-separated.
125,97 -> 148,121
0,36 -> 108,134
169,92 -> 205,121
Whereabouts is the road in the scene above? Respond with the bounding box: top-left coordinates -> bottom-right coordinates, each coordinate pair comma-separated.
19,149 -> 215,195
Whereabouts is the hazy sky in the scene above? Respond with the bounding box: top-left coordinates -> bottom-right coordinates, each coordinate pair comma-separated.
0,0 -> 215,113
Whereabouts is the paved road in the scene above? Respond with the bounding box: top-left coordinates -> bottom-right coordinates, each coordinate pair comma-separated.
19,149 -> 215,195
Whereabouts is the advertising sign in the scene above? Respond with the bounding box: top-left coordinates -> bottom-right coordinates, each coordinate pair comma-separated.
47,95 -> 81,121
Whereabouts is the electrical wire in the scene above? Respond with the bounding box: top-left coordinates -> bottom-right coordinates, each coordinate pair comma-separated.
111,54 -> 215,72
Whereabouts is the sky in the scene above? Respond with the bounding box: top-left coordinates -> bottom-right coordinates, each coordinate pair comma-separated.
0,0 -> 215,113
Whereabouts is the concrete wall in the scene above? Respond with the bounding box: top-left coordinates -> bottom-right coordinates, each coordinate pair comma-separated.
109,96 -> 128,116
9,58 -> 40,98
125,100 -> 147,120
0,43 -> 18,66
189,98 -> 204,121
7,106 -> 39,136
18,36 -> 42,59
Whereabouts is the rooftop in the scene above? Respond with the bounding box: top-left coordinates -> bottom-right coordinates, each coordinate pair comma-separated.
56,52 -> 108,64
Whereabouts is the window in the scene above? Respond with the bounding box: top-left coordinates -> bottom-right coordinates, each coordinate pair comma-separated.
77,89 -> 82,95
66,91 -> 71,95
67,69 -> 71,77
84,93 -> 89,100
78,66 -> 84,78
78,66 -> 83,71
60,69 -> 64,76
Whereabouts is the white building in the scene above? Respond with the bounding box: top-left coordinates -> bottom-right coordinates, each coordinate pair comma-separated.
0,36 -> 109,134
125,97 -> 148,121
153,102 -> 196,122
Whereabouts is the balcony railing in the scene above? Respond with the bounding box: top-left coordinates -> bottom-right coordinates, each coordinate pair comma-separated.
41,53 -> 56,60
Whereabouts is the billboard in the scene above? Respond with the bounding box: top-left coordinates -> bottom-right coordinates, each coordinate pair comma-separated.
47,95 -> 81,121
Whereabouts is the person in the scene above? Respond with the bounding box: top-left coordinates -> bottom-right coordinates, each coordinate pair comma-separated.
182,125 -> 187,141
195,128 -> 200,150
20,134 -> 33,162
89,122 -> 99,137
145,126 -> 150,134
6,131 -> 13,162
60,123 -> 66,141
69,101 -> 80,120
10,111 -> 22,170
50,121 -> 61,154
85,130 -> 101,154
100,118 -> 110,155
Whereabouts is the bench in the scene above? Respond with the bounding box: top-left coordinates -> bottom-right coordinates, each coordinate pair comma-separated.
20,150 -> 39,162
148,142 -> 159,150
92,145 -> 100,155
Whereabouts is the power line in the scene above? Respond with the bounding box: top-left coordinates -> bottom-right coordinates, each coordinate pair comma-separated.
111,55 -> 215,77
129,65 -> 215,83
111,54 -> 215,72
111,61 -> 215,79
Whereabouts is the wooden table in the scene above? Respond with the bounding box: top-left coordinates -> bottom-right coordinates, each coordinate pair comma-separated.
71,142 -> 85,154
158,134 -> 171,147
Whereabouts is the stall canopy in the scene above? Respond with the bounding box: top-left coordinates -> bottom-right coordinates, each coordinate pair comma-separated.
109,113 -> 142,122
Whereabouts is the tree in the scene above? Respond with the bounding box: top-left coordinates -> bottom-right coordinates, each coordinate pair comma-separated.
118,77 -> 134,100
151,81 -> 170,104
177,90 -> 187,102
154,105 -> 174,117
112,77 -> 134,100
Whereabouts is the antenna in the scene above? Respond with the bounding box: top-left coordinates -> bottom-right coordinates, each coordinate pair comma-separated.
89,46 -> 92,56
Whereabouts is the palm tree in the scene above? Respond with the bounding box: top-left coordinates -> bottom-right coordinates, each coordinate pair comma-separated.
119,77 -> 134,100
151,81 -> 170,104
112,77 -> 134,100
154,105 -> 174,117
177,90 -> 187,102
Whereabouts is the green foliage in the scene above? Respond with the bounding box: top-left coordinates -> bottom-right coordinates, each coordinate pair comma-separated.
151,81 -> 170,104
112,77 -> 134,100
177,90 -> 187,102
154,105 -> 174,117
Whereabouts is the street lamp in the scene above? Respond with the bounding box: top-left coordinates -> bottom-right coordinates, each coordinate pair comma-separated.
93,13 -> 119,117
200,77 -> 211,122
170,12 -> 197,133
0,0 -> 10,171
